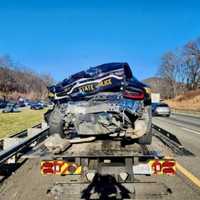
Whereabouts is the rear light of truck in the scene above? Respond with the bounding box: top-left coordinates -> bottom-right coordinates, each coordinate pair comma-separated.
41,160 -> 82,175
133,159 -> 176,175
123,90 -> 144,100
148,159 -> 176,175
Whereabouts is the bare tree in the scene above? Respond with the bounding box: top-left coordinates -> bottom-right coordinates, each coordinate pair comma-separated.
183,40 -> 200,90
158,51 -> 179,98
157,38 -> 200,99
41,74 -> 54,87
0,54 -> 54,100
0,56 -> 16,99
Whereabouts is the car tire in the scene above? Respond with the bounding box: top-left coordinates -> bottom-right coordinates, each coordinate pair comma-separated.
48,106 -> 65,138
138,105 -> 152,145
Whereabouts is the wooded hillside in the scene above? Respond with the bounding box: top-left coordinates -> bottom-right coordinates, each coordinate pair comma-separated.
0,55 -> 53,100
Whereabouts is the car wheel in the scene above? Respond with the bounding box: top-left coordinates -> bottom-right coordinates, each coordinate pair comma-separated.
48,106 -> 65,138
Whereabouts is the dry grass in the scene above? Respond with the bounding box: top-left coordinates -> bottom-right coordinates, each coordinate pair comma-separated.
0,108 -> 47,138
165,89 -> 200,111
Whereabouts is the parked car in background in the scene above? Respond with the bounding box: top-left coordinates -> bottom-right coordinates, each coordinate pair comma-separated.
37,101 -> 48,107
0,100 -> 7,109
18,101 -> 26,107
152,103 -> 170,117
2,103 -> 20,113
30,103 -> 44,110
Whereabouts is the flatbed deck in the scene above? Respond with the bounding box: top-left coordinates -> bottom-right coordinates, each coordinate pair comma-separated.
24,138 -> 161,160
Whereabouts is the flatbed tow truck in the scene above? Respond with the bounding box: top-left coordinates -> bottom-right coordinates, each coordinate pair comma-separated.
0,123 -> 177,200
25,62 -> 177,199
26,132 -> 175,200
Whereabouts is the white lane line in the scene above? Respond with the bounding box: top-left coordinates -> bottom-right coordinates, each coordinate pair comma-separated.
153,118 -> 185,128
153,118 -> 200,135
181,127 -> 200,135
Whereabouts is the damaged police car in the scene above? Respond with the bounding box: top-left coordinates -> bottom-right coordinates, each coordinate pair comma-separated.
45,63 -> 152,144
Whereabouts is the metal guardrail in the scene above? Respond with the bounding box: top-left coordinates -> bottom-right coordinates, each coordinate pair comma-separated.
0,124 -> 49,166
152,124 -> 194,156
9,124 -> 42,138
0,124 -> 42,150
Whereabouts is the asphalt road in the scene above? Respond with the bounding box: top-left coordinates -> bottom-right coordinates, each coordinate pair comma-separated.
153,113 -> 200,160
167,113 -> 200,130
153,113 -> 200,196
0,113 -> 200,200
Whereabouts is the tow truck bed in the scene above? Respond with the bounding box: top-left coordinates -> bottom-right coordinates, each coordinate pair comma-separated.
26,139 -> 160,164
23,138 -> 171,200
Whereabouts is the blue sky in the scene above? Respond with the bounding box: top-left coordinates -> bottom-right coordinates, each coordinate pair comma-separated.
0,0 -> 200,81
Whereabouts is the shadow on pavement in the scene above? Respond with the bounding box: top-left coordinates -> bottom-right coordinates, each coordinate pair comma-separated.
81,173 -> 132,200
